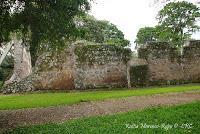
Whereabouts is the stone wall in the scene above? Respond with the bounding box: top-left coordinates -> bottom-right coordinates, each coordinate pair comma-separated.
182,40 -> 200,82
130,40 -> 200,87
5,35 -> 32,85
2,40 -> 200,94
2,41 -> 131,93
74,43 -> 131,89
127,59 -> 148,87
32,45 -> 76,90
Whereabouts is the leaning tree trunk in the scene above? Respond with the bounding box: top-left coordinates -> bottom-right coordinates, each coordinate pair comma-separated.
5,35 -> 32,85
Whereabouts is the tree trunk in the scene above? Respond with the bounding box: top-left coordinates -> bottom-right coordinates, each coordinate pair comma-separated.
5,35 -> 32,84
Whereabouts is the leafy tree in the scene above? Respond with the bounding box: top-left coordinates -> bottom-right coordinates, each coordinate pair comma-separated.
77,15 -> 130,47
157,1 -> 200,47
75,15 -> 105,43
0,0 -> 91,64
103,22 -> 130,47
135,27 -> 159,46
136,1 -> 200,48
0,0 -> 13,44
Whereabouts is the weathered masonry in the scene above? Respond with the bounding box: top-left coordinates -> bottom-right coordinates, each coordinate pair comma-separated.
129,40 -> 200,87
2,40 -> 200,94
2,41 -> 131,93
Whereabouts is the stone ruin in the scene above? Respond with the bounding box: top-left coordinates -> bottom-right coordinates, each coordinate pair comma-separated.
2,41 -> 131,93
1,40 -> 200,94
129,40 -> 200,87
0,35 -> 32,85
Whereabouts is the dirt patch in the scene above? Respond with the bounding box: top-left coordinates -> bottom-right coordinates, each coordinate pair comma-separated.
0,91 -> 200,131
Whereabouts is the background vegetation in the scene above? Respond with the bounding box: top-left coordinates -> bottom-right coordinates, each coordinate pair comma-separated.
135,1 -> 200,48
76,15 -> 130,47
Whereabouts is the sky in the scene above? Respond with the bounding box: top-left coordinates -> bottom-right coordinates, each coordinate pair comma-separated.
90,0 -> 200,50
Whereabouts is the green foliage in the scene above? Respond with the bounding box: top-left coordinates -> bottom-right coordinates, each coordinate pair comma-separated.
0,0 -> 91,49
0,67 -> 12,81
138,41 -> 176,59
7,102 -> 200,134
135,27 -> 159,46
0,0 -> 12,44
77,15 -> 130,47
105,38 -> 130,47
0,81 -> 3,89
130,65 -> 149,87
135,26 -> 176,47
157,1 -> 200,47
0,55 -> 14,81
0,84 -> 200,110
136,1 -> 200,48
138,48 -> 149,59
75,45 -> 131,64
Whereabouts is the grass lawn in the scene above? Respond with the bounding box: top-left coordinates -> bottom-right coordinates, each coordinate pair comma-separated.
6,101 -> 200,134
0,84 -> 200,110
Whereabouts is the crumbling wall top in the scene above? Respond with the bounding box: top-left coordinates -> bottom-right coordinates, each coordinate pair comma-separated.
183,40 -> 200,58
138,41 -> 178,59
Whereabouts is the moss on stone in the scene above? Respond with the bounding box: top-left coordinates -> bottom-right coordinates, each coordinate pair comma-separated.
138,41 -> 179,61
130,65 -> 149,87
75,45 -> 131,65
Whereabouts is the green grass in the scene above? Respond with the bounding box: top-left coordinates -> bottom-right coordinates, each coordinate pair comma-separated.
0,84 -> 200,110
6,102 -> 200,134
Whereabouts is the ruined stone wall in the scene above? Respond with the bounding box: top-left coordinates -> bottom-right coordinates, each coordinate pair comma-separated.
5,36 -> 32,85
2,41 -> 131,93
2,40 -> 199,94
131,41 -> 200,87
33,42 -> 131,90
140,42 -> 185,85
74,43 -> 131,89
2,43 -> 76,93
32,45 -> 76,90
182,40 -> 200,82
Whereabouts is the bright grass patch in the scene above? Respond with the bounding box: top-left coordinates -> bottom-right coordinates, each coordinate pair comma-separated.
6,101 -> 200,134
0,84 -> 200,110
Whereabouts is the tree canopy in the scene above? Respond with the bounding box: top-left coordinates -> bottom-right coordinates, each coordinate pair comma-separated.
0,0 -> 91,46
77,15 -> 130,47
136,1 -> 200,48
135,27 -> 159,46
157,1 -> 200,47
1,0 -> 92,65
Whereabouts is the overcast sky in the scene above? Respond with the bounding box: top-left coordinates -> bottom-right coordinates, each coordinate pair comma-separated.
90,0 -> 200,50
